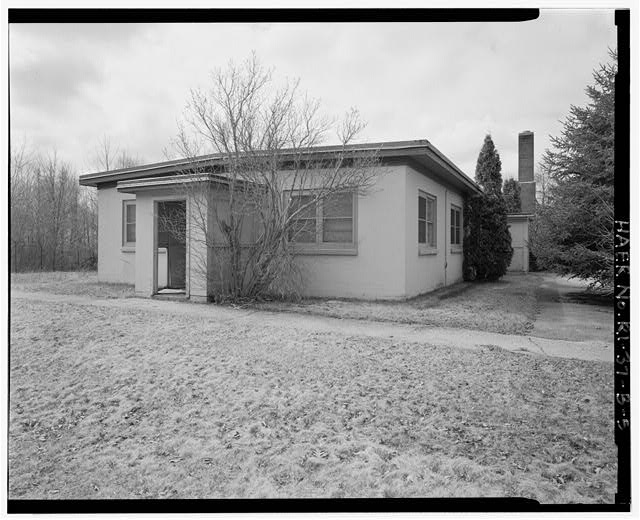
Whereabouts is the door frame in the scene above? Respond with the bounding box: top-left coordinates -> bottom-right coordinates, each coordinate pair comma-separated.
153,197 -> 188,295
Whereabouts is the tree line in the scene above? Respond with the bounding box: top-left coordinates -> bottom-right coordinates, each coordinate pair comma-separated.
464,50 -> 616,290
9,138 -> 141,272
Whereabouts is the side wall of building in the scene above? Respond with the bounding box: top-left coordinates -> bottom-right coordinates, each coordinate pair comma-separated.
294,165 -> 407,299
404,164 -> 465,298
97,186 -> 136,285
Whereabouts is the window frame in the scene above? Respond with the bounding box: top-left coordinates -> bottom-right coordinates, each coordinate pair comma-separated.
418,190 -> 437,254
286,190 -> 358,255
122,199 -> 136,249
450,204 -> 462,251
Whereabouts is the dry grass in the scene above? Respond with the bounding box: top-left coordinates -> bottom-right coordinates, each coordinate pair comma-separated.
10,271 -> 134,299
257,274 -> 541,335
9,294 -> 615,502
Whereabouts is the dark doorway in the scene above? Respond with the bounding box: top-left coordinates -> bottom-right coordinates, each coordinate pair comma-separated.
157,200 -> 186,291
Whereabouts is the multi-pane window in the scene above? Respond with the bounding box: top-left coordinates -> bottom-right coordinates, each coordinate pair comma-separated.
418,192 -> 436,247
288,191 -> 354,246
123,200 -> 136,246
451,205 -> 462,246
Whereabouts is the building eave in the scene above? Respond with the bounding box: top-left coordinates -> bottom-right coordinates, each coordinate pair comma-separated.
79,139 -> 482,195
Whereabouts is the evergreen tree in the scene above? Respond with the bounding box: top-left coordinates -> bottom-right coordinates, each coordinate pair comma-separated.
464,136 -> 513,281
475,134 -> 503,196
530,50 -> 615,289
503,178 -> 522,213
463,194 -> 513,281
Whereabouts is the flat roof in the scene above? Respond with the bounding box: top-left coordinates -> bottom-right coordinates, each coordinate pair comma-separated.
79,139 -> 482,195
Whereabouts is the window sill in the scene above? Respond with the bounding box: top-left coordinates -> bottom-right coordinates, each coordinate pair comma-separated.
419,246 -> 438,256
450,247 -> 463,254
292,245 -> 357,256
121,246 -> 136,253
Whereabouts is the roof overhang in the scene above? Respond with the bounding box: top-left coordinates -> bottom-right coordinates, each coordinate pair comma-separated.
405,146 -> 481,195
80,140 -> 482,196
116,173 -> 230,194
507,213 -> 534,220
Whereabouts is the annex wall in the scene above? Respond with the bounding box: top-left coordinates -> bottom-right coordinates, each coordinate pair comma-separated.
97,186 -> 136,285
131,189 -> 205,299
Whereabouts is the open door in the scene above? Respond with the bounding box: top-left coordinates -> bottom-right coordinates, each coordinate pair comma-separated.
156,200 -> 186,291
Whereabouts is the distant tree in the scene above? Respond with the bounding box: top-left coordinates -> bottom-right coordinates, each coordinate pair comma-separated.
534,167 -> 551,207
529,50 -> 615,289
474,134 -> 503,197
10,143 -> 100,272
94,134 -> 143,171
503,178 -> 522,213
10,142 -> 33,269
464,135 -> 513,281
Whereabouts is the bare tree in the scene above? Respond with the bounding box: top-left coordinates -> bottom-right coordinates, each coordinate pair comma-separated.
10,142 -> 34,270
534,166 -> 553,206
41,153 -> 77,270
94,134 -> 143,171
170,54 -> 382,300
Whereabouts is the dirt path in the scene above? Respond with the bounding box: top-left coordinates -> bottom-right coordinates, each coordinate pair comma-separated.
531,274 -> 613,343
11,289 -> 613,363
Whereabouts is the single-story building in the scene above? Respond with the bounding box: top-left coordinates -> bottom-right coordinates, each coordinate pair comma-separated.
79,139 -> 486,301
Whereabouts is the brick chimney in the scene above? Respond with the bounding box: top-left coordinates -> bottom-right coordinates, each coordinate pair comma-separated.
518,131 -> 536,214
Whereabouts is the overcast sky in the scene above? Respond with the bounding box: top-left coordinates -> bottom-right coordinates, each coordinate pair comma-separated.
10,10 -> 616,180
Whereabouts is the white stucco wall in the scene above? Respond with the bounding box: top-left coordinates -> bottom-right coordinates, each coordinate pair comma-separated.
294,165 -> 407,299
97,186 -> 136,285
131,191 -> 155,297
404,165 -> 465,298
507,217 -> 530,272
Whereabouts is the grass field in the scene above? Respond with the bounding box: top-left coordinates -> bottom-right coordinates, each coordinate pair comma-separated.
9,285 -> 616,502
256,274 -> 541,335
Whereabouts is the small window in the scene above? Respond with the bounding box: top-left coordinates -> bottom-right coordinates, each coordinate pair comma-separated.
418,192 -> 436,248
451,205 -> 462,246
123,200 -> 136,246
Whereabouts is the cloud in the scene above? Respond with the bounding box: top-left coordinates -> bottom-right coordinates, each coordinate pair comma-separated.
8,13 -> 617,178
11,53 -> 103,113
12,22 -> 144,48
10,23 -> 148,113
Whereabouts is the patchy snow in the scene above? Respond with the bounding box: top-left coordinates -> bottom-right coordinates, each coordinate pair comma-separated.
257,274 -> 542,335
